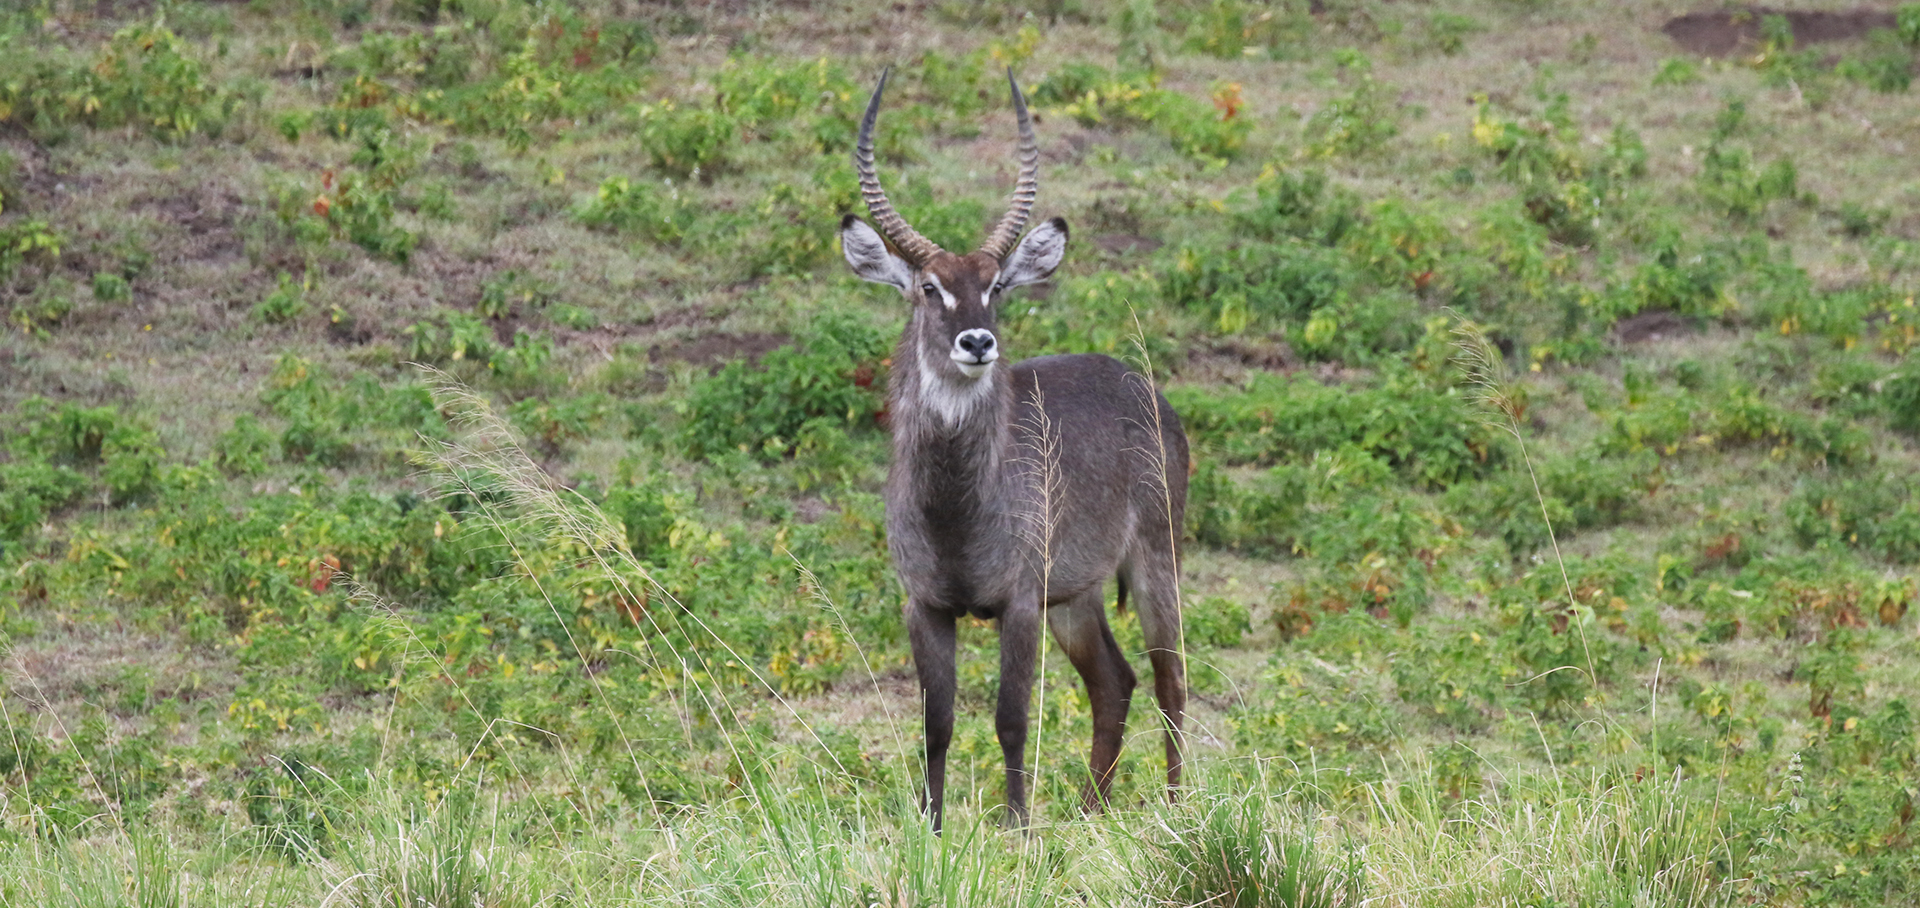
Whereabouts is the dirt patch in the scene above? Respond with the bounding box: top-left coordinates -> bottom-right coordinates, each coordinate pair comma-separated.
1174,335 -> 1297,383
1613,309 -> 1695,344
1212,335 -> 1297,371
793,496 -> 835,524
641,305 -> 724,332
133,185 -> 246,263
1663,7 -> 1897,57
1092,233 -> 1164,256
651,331 -> 789,369
0,140 -> 100,220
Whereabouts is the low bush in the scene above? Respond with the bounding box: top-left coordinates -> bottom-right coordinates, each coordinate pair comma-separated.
0,460 -> 88,543
679,313 -> 890,461
0,220 -> 62,285
0,22 -> 243,141
574,176 -> 692,243
1170,369 -> 1501,488
1303,74 -> 1399,160
638,102 -> 737,180
1039,65 -> 1250,163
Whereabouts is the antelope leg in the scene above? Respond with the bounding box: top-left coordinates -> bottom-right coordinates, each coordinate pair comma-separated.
907,603 -> 957,832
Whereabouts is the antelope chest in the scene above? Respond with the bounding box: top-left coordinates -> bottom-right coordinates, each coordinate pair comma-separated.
885,497 -> 1023,619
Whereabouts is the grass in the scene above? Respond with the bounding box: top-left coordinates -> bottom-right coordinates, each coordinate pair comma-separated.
5,0 -> 1920,904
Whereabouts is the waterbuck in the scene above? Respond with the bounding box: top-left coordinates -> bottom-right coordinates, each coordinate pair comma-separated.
839,69 -> 1190,831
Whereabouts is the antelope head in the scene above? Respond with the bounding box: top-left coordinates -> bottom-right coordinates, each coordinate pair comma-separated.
841,69 -> 1068,385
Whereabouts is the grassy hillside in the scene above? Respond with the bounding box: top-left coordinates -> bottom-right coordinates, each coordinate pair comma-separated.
4,0 -> 1920,904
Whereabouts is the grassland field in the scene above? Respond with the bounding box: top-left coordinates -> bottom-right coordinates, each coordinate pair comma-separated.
5,0 -> 1920,904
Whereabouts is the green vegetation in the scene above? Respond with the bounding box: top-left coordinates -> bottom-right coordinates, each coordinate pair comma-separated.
3,0 -> 1920,904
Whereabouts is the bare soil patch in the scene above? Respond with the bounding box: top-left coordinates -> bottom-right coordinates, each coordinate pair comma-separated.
651,330 -> 789,369
1092,233 -> 1164,256
134,186 -> 247,263
1174,335 -> 1297,383
1663,7 -> 1897,57
1614,308 -> 1695,344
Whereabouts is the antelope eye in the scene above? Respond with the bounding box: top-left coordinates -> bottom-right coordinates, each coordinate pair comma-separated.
921,283 -> 937,296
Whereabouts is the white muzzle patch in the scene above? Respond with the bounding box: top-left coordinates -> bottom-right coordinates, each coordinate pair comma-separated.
951,329 -> 998,378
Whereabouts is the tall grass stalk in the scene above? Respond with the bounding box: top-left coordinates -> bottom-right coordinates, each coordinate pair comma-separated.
1450,318 -> 1599,698
1014,385 -> 1064,827
1359,760 -> 1734,907
411,369 -> 868,788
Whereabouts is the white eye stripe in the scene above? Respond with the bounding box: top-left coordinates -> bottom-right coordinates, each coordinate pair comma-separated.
927,275 -> 957,309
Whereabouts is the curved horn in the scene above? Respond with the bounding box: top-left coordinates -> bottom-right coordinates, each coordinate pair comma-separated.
978,68 -> 1040,261
854,68 -> 943,267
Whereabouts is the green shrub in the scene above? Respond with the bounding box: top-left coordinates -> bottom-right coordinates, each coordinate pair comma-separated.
215,414 -> 275,476
476,269 -> 553,320
1187,461 -> 1309,554
1885,355 -> 1920,432
679,313 -> 889,461
423,17 -> 642,150
0,219 -> 62,284
1230,643 -> 1399,759
252,272 -> 308,324
1169,369 -> 1502,488
1181,0 -> 1270,59
277,166 -> 418,264
1835,51 -> 1913,93
1186,596 -> 1252,648
1166,240 -> 1351,333
574,176 -> 692,243
3,399 -> 165,510
1303,76 -> 1399,159
0,460 -> 89,543
90,271 -> 131,303
1591,229 -> 1740,324
1446,448 -> 1660,557
1044,66 -> 1249,163
916,49 -> 990,118
639,102 -> 736,180
601,481 -> 676,565
102,428 -> 164,505
1785,474 -> 1920,562
0,22 -> 241,140
5,285 -> 73,337
738,182 -> 841,277
404,311 -> 499,367
12,398 -> 125,465
1469,93 -> 1600,242
263,356 -> 355,466
508,393 -> 609,455
714,55 -> 856,142
1493,562 -> 1630,715
1392,626 -> 1503,731
1698,144 -> 1799,221
1426,12 -> 1484,56
1231,166 -> 1359,246
1652,57 -> 1701,86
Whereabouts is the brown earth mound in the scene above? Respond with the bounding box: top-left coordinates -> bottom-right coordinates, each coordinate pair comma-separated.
650,331 -> 789,369
1663,7 -> 1898,57
1613,309 -> 1695,344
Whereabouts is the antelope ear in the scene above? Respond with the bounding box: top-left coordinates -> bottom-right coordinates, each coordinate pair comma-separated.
841,215 -> 912,289
998,217 -> 1068,290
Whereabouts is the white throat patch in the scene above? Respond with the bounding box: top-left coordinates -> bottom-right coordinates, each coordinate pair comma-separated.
916,353 -> 995,425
